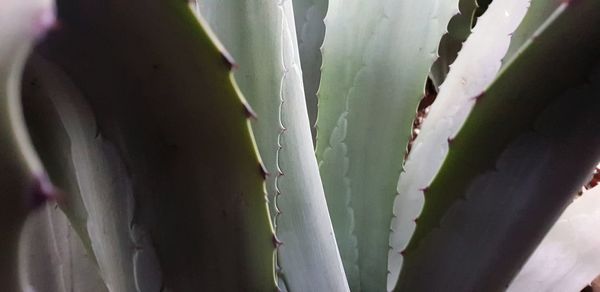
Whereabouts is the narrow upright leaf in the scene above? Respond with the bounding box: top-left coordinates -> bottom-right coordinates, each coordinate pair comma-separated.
195,1 -> 348,291
316,0 -> 459,290
292,0 -> 328,138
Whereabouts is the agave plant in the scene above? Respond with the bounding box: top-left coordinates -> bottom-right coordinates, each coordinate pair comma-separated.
2,0 -> 600,291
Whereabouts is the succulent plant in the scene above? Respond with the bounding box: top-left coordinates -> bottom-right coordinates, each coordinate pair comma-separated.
2,0 -> 600,291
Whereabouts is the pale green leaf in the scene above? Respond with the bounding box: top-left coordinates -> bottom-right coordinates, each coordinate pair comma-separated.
397,1 -> 600,290
392,0 -> 530,276
509,183 -> 600,292
430,0 -> 478,88
19,204 -> 108,292
195,1 -> 348,290
316,0 -> 460,290
36,1 -> 276,290
293,0 -> 328,139
0,0 -> 55,289
503,0 -> 562,65
22,54 -> 161,292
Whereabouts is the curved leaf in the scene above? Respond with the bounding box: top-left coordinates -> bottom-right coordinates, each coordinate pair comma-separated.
195,1 -> 348,291
509,185 -> 600,292
0,0 -> 55,289
22,54 -> 161,291
293,0 -> 328,139
316,0 -> 460,290
36,1 -> 276,290
19,204 -> 108,292
503,0 -> 562,64
397,1 -> 600,290
429,0 -> 478,88
392,0 -> 530,284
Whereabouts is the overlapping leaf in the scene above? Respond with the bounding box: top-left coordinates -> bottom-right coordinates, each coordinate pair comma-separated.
391,0 -> 530,286
0,0 -> 55,289
195,1 -> 348,290
397,1 -> 600,290
316,0 -> 459,289
32,1 -> 276,290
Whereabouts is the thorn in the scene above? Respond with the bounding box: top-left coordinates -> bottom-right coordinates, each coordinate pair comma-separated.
33,8 -> 56,38
419,186 -> 430,193
220,51 -> 238,70
259,164 -> 269,179
29,173 -> 59,209
413,218 -> 419,223
400,250 -> 406,256
272,235 -> 283,248
472,92 -> 485,102
447,137 -> 454,145
243,103 -> 258,119
277,170 -> 284,176
562,0 -> 581,6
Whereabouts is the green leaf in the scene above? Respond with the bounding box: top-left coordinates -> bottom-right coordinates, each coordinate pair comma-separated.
19,204 -> 108,292
430,0 -> 478,88
397,1 -> 600,290
22,54 -> 161,291
503,0 -> 562,64
0,0 -> 55,289
316,0 -> 459,290
509,184 -> 600,292
292,0 -> 328,140
392,0 -> 530,279
36,1 -> 276,290
194,1 -> 348,290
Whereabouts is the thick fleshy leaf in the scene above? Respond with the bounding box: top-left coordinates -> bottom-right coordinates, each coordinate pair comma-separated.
509,185 -> 600,292
429,0 -> 478,88
195,1 -> 348,291
316,0 -> 459,290
0,0 -> 55,289
19,204 -> 108,292
292,0 -> 328,139
22,54 -> 161,292
397,1 -> 600,290
391,0 -> 530,284
35,1 -> 276,290
503,0 -> 562,64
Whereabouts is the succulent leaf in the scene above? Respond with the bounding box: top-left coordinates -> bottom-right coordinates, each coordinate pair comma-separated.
316,0 -> 460,290
429,0 -> 478,88
397,1 -> 600,290
195,1 -> 348,290
22,54 -> 159,292
503,0 -> 562,64
508,185 -> 600,292
19,204 -> 108,292
0,0 -> 56,289
391,0 -> 530,279
34,1 -> 276,290
292,0 -> 328,140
